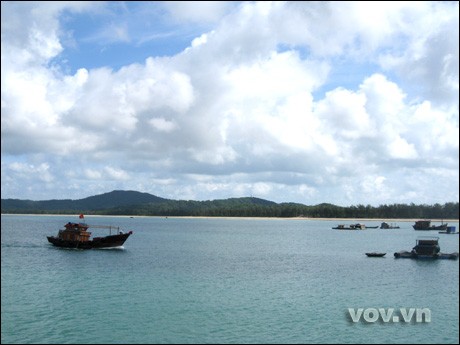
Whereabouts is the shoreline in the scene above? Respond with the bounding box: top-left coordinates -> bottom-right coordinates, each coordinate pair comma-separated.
2,213 -> 458,223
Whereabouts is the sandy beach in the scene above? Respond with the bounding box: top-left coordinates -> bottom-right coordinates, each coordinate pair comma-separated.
2,213 -> 458,223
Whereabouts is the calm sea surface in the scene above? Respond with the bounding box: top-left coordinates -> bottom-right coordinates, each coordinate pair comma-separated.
1,215 -> 459,344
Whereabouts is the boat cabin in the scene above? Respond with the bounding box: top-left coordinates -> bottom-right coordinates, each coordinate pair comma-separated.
414,220 -> 431,228
58,222 -> 92,242
412,237 -> 440,256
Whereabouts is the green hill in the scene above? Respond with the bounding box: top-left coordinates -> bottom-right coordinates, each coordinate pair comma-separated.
1,190 -> 168,213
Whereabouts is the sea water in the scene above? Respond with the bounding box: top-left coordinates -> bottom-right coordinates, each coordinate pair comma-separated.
1,215 -> 459,344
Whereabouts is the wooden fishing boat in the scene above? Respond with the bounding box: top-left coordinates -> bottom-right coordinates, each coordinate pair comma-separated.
380,222 -> 400,229
394,237 -> 458,260
413,220 -> 448,231
47,215 -> 133,249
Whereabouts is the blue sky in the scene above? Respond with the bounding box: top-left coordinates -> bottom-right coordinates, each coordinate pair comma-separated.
56,2 -> 203,71
1,1 -> 459,206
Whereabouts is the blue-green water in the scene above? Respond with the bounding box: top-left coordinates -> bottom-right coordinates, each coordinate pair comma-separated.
1,215 -> 459,344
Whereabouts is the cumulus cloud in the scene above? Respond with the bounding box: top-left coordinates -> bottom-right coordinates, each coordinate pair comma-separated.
1,1 -> 458,205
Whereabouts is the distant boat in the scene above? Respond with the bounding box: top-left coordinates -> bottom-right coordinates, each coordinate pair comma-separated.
333,224 -> 363,230
365,252 -> 386,257
439,226 -> 459,234
394,236 -> 458,260
412,220 -> 448,231
380,222 -> 400,229
47,216 -> 133,249
332,223 -> 375,230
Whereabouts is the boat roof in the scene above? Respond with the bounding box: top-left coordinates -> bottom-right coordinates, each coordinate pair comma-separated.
416,236 -> 440,244
416,236 -> 439,240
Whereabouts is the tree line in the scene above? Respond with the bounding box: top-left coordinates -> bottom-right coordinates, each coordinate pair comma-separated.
2,193 -> 458,219
16,201 -> 456,219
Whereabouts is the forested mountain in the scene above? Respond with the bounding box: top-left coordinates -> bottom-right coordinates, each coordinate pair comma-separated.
1,190 -> 167,212
1,190 -> 459,219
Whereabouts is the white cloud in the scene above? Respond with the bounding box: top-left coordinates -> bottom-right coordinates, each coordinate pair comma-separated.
188,146 -> 238,165
104,166 -> 130,180
317,87 -> 372,140
7,162 -> 54,184
149,118 -> 178,132
1,1 -> 458,206
84,169 -> 102,180
225,51 -> 328,99
377,2 -> 459,105
1,1 -> 99,68
252,182 -> 272,197
361,175 -> 387,195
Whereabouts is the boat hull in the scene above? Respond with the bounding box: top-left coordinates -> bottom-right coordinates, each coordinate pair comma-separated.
394,251 -> 459,260
365,253 -> 386,257
47,232 -> 132,249
332,227 -> 362,230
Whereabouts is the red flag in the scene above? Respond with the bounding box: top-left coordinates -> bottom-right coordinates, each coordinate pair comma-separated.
79,213 -> 84,219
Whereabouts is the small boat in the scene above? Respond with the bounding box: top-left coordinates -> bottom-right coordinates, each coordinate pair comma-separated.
365,252 -> 386,257
413,220 -> 448,231
47,216 -> 133,249
394,236 -> 458,260
333,224 -> 354,230
332,223 -> 366,230
380,222 -> 400,229
439,226 -> 458,234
